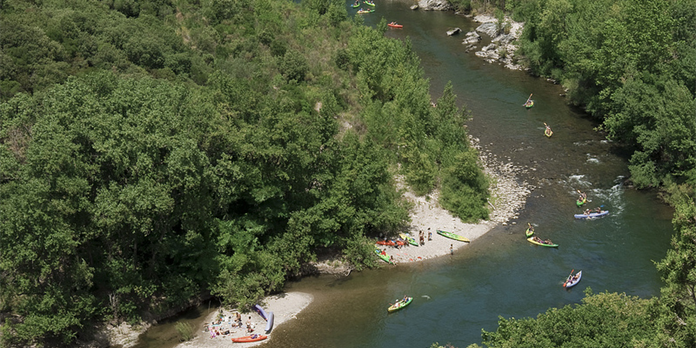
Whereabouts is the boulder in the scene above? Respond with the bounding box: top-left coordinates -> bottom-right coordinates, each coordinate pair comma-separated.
462,31 -> 480,45
446,28 -> 462,36
492,34 -> 516,45
410,4 -> 418,10
475,22 -> 498,37
417,0 -> 451,11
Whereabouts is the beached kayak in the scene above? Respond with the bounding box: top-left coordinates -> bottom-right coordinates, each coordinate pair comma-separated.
388,297 -> 412,313
232,334 -> 267,343
375,249 -> 393,264
437,230 -> 470,242
526,237 -> 558,248
574,210 -> 609,219
563,270 -> 582,288
399,233 -> 418,246
376,240 -> 395,246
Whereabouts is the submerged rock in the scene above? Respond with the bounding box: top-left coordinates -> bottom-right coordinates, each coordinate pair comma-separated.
447,28 -> 462,36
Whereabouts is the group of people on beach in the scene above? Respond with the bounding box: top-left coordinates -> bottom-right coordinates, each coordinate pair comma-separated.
205,311 -> 256,338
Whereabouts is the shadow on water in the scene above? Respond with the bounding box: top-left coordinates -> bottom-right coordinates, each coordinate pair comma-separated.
135,2 -> 675,347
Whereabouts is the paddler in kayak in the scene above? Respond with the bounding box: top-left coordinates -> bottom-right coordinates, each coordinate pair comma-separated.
577,189 -> 587,201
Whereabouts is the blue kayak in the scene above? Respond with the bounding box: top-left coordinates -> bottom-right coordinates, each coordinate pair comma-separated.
574,210 -> 609,219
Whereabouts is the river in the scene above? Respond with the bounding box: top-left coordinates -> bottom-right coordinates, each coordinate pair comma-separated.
134,2 -> 675,347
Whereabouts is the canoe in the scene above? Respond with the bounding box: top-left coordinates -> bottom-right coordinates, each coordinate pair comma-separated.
375,249 -> 393,264
545,128 -> 553,137
576,197 -> 587,207
388,23 -> 403,28
350,3 -> 360,7
376,240 -> 395,246
526,237 -> 558,248
388,297 -> 413,313
574,210 -> 609,219
253,304 -> 274,333
525,228 -> 534,238
525,100 -> 534,108
364,1 -> 376,7
563,270 -> 582,288
437,230 -> 470,243
357,9 -> 374,13
232,334 -> 267,343
399,233 -> 418,246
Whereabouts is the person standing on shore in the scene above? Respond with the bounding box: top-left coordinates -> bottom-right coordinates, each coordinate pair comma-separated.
450,244 -> 454,255
428,228 -> 432,241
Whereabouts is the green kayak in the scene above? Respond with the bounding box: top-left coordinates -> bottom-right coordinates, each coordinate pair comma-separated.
399,233 -> 418,246
388,297 -> 412,313
374,249 -> 394,264
526,237 -> 558,248
525,228 -> 534,238
437,230 -> 470,243
576,197 -> 587,207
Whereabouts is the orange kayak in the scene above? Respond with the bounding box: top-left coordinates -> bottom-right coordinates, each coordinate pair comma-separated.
232,334 -> 267,343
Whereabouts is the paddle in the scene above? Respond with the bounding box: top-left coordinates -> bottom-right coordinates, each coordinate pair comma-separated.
523,93 -> 532,105
563,269 -> 574,287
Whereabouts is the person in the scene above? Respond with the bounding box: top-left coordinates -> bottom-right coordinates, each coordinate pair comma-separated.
527,222 -> 534,232
594,207 -> 602,213
420,233 -> 425,245
450,244 -> 454,255
584,208 -> 591,215
543,239 -> 552,245
577,189 -> 587,201
381,248 -> 386,255
428,229 -> 432,241
354,0 -> 359,5
389,255 -> 394,263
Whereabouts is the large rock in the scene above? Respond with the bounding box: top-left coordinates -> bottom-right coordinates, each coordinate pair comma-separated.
447,28 -> 462,36
462,31 -> 480,45
475,22 -> 499,37
417,0 -> 451,11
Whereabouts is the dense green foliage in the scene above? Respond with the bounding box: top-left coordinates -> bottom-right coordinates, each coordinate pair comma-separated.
505,0 -> 696,188
0,0 -> 489,345
461,2 -> 696,347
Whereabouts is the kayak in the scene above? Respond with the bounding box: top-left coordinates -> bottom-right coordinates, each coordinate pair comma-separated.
525,228 -> 534,238
232,334 -> 267,343
574,210 -> 609,219
399,233 -> 418,246
437,230 -> 470,243
526,237 -> 559,248
525,100 -> 534,108
388,297 -> 412,313
364,1 -> 376,6
388,23 -> 403,28
375,249 -> 393,264
376,240 -> 395,246
351,3 -> 360,7
357,9 -> 374,13
545,128 -> 553,137
563,270 -> 582,288
576,197 -> 587,207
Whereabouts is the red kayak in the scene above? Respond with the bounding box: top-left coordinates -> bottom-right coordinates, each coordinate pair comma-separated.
388,22 -> 403,28
376,240 -> 395,246
232,334 -> 267,343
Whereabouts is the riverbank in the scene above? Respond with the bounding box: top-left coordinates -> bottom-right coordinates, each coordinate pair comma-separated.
380,135 -> 530,264
177,292 -> 312,348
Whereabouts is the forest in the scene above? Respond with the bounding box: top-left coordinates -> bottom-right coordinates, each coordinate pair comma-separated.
455,0 -> 696,347
0,0 -> 489,345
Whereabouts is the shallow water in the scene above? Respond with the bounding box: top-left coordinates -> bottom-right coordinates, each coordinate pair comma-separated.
135,2 -> 674,347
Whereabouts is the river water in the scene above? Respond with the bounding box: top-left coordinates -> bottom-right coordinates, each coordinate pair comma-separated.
134,2 -> 674,347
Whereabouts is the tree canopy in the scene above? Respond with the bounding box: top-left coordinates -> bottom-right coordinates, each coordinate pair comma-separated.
0,0 -> 489,345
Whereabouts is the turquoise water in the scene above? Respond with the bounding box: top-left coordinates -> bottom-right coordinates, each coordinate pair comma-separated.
135,2 -> 674,347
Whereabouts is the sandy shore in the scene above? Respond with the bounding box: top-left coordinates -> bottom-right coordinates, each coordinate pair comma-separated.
177,292 -> 313,348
